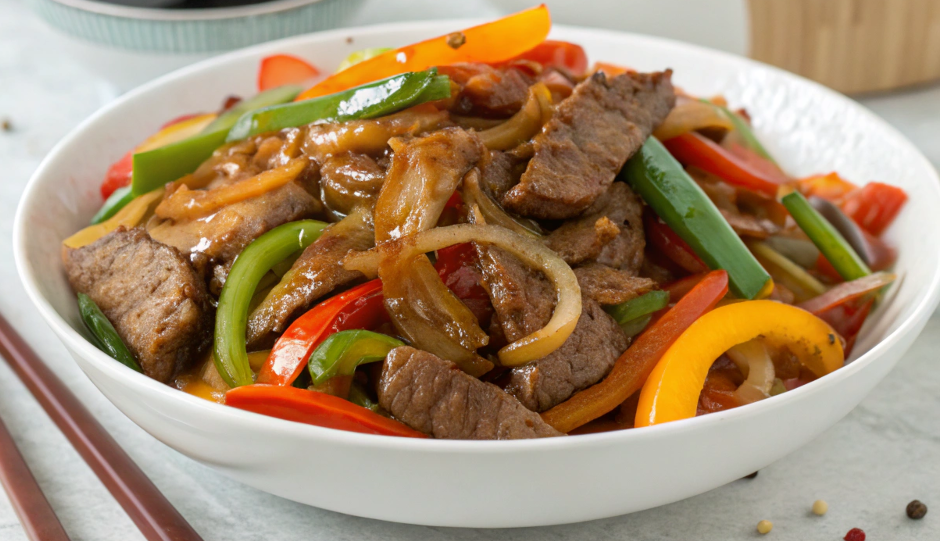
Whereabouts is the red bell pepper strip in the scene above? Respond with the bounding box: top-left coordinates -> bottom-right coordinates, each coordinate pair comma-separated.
295,5 -> 551,100
797,172 -> 858,202
510,40 -> 587,75
644,209 -> 709,274
541,270 -> 729,433
226,384 -> 426,438
841,182 -> 908,236
814,296 -> 873,356
662,272 -> 709,302
435,243 -> 494,326
100,152 -> 134,200
663,132 -> 786,196
258,280 -> 387,386
258,54 -> 320,92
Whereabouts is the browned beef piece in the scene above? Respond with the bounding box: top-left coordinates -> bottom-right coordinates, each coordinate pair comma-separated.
64,228 -> 213,382
319,153 -> 385,217
478,150 -> 525,200
574,263 -> 657,305
378,346 -> 562,439
149,181 -> 321,291
475,247 -> 629,411
246,207 -> 374,347
505,296 -> 628,412
545,182 -> 647,273
502,70 -> 675,219
439,64 -> 534,118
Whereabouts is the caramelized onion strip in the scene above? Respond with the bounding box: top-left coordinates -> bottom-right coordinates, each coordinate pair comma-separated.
477,83 -> 553,151
345,223 -> 581,366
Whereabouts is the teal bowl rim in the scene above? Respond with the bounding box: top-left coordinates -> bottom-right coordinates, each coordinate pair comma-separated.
47,0 -> 331,21
30,0 -> 362,53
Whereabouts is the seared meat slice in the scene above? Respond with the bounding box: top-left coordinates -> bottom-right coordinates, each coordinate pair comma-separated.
64,228 -> 213,382
573,263 -> 657,306
378,346 -> 562,439
475,246 -> 629,411
502,70 -> 675,219
246,207 -> 374,347
505,296 -> 628,412
439,64 -> 534,118
149,181 -> 321,291
478,149 -> 526,200
545,182 -> 646,273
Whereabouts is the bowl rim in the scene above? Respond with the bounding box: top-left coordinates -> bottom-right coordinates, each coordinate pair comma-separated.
47,0 -> 332,21
15,19 -> 940,453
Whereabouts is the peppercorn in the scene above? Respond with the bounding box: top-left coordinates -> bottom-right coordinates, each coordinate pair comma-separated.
446,32 -> 466,49
812,500 -> 828,516
907,500 -> 927,520
756,520 -> 773,534
844,527 -> 865,541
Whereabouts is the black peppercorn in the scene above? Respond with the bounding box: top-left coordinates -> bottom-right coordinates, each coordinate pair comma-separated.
906,500 -> 927,520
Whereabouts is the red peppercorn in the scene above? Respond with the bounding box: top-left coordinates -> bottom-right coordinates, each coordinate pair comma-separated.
844,528 -> 866,541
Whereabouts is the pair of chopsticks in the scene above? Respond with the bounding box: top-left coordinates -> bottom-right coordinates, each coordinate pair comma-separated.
0,314 -> 203,541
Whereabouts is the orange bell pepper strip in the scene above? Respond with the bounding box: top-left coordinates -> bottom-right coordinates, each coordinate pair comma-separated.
796,172 -> 858,203
257,54 -> 319,92
541,270 -> 729,433
635,301 -> 844,427
295,5 -> 551,100
226,384 -> 427,438
662,132 -> 786,197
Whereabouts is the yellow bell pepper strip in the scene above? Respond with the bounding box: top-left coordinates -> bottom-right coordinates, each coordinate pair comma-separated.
308,330 -> 404,386
635,300 -> 844,427
132,86 -> 301,196
781,191 -> 871,281
623,137 -> 772,299
226,69 -> 451,142
214,220 -> 328,388
63,188 -> 165,249
295,5 -> 551,100
336,48 -> 392,72
541,270 -> 729,434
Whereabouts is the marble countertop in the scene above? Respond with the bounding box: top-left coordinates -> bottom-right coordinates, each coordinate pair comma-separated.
2,0 -> 940,539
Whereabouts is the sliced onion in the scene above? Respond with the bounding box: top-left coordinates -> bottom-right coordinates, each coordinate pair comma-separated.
462,169 -> 542,238
726,339 -> 775,404
345,223 -> 582,366
477,83 -> 553,151
797,271 -> 896,314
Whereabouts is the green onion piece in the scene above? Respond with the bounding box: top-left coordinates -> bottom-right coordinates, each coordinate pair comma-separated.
308,330 -> 404,386
605,290 -> 670,325
748,240 -> 827,302
77,293 -> 142,373
623,137 -> 772,299
701,99 -> 776,163
781,191 -> 871,281
337,47 -> 392,73
226,69 -> 451,142
90,186 -> 134,224
214,220 -> 327,387
619,314 -> 653,339
131,85 -> 301,195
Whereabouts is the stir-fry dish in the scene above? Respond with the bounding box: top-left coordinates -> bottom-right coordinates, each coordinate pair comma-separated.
62,6 -> 908,439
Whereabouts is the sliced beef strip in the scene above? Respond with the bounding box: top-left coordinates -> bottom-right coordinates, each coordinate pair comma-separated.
545,182 -> 647,272
573,263 -> 657,306
246,207 -> 374,347
505,295 -> 628,412
64,227 -> 213,383
377,346 -> 562,439
439,63 -> 535,118
478,149 -> 526,201
475,246 -> 629,411
149,180 -> 321,292
502,70 -> 675,219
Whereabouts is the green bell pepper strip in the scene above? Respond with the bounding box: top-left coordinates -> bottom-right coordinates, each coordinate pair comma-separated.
308,330 -> 404,386
781,191 -> 871,281
348,381 -> 381,413
131,85 -> 302,196
90,186 -> 134,224
604,290 -> 669,326
214,220 -> 328,388
701,99 -> 776,163
77,293 -> 142,373
619,314 -> 653,339
226,69 -> 452,142
622,137 -> 773,299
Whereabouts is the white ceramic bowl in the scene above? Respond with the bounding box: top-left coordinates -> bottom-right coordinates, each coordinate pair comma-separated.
15,21 -> 940,528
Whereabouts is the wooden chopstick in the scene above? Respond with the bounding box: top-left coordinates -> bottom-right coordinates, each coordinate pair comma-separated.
0,314 -> 204,541
0,413 -> 71,541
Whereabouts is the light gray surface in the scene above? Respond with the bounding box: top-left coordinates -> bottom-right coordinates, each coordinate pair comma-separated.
1,0 -> 939,539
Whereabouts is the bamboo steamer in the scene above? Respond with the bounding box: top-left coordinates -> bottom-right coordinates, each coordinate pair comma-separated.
748,0 -> 940,94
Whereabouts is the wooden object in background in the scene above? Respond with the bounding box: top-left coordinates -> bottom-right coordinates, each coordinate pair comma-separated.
748,0 -> 940,94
